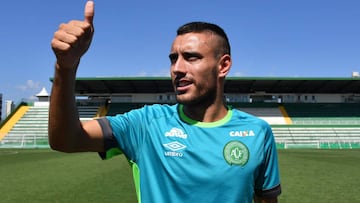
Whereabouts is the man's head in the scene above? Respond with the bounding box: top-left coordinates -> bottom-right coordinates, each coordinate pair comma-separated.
176,22 -> 231,58
170,22 -> 232,106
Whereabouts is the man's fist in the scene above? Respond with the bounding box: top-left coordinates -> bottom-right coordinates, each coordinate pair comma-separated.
51,1 -> 94,69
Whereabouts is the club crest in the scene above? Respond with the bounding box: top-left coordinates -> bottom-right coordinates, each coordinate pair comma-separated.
223,141 -> 249,166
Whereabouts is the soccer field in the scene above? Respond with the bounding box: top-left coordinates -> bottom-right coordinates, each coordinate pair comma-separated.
0,149 -> 359,202
277,149 -> 360,203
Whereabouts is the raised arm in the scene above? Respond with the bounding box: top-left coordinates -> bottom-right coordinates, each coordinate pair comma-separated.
49,1 -> 104,153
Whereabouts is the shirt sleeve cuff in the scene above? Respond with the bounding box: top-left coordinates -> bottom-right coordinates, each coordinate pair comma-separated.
255,184 -> 281,198
96,117 -> 122,160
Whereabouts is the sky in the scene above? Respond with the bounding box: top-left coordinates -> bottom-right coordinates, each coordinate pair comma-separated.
0,0 -> 359,118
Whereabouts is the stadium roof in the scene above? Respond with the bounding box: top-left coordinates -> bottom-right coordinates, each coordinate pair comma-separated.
50,77 -> 360,95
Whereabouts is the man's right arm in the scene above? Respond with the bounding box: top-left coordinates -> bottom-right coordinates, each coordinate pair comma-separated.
48,1 -> 104,153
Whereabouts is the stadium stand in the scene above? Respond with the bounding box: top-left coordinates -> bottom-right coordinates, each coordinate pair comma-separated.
283,103 -> 360,125
227,102 -> 360,149
0,102 -> 102,148
276,104 -> 360,149
0,105 -> 49,148
272,126 -> 360,149
1,77 -> 359,149
1,101 -> 359,149
78,105 -> 101,121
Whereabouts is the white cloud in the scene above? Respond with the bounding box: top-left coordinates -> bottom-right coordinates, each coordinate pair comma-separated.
15,80 -> 44,101
17,80 -> 40,91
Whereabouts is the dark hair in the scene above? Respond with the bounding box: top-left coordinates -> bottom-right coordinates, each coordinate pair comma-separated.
177,22 -> 231,56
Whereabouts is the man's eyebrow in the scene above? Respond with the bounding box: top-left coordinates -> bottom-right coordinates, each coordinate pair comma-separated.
168,53 -> 178,59
183,51 -> 202,57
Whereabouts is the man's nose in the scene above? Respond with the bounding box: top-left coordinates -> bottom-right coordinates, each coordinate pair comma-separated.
172,57 -> 186,74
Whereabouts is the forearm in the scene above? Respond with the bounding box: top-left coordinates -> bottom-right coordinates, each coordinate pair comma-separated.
49,1 -> 103,153
48,63 -> 83,152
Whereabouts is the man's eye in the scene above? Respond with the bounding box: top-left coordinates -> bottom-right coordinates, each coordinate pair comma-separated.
187,56 -> 198,61
184,53 -> 201,62
169,54 -> 178,64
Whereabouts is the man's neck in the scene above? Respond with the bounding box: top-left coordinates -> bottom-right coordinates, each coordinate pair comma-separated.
182,102 -> 228,123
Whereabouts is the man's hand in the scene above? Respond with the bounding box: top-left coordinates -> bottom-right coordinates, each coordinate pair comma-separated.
51,1 -> 95,69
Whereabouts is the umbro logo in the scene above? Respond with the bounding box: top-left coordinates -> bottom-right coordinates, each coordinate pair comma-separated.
163,141 -> 187,157
163,141 -> 187,151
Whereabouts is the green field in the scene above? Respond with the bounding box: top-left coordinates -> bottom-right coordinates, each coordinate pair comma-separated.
0,149 -> 359,202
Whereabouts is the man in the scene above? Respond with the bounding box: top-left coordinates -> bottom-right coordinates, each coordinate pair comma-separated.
49,1 -> 281,202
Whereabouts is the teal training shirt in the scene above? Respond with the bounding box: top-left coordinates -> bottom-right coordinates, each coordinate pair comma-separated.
98,104 -> 281,203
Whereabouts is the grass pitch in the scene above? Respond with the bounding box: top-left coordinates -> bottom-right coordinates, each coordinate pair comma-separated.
0,149 -> 359,202
0,149 -> 136,202
277,149 -> 360,203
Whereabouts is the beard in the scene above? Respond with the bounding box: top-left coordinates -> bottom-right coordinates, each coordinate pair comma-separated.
175,82 -> 218,107
173,65 -> 220,107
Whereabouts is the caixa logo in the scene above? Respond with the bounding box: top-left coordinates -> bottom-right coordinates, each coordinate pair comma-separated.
229,130 -> 255,137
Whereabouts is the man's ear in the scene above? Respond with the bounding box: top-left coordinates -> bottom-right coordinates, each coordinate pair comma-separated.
218,54 -> 232,78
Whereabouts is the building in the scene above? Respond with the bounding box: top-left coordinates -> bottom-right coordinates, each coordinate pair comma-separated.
35,87 -> 50,107
0,93 -> 2,122
5,100 -> 15,118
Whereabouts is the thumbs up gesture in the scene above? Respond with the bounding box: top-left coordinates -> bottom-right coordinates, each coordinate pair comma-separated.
51,1 -> 95,70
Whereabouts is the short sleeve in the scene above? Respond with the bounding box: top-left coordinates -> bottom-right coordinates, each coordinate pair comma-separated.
254,125 -> 281,198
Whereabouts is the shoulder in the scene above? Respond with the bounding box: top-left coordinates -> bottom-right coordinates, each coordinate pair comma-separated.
140,103 -> 178,116
106,104 -> 178,127
231,108 -> 270,127
110,103 -> 178,120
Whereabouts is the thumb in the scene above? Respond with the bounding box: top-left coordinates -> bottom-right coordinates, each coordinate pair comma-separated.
84,1 -> 94,24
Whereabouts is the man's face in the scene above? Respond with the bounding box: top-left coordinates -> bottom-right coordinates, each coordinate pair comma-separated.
169,32 -> 220,105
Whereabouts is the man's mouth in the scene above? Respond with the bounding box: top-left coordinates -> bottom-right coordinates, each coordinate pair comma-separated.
178,80 -> 192,87
175,80 -> 192,93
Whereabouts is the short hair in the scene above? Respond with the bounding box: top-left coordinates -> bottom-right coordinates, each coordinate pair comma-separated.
176,22 -> 231,56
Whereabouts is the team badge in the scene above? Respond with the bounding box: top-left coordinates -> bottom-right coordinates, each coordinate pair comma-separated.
223,141 -> 249,166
